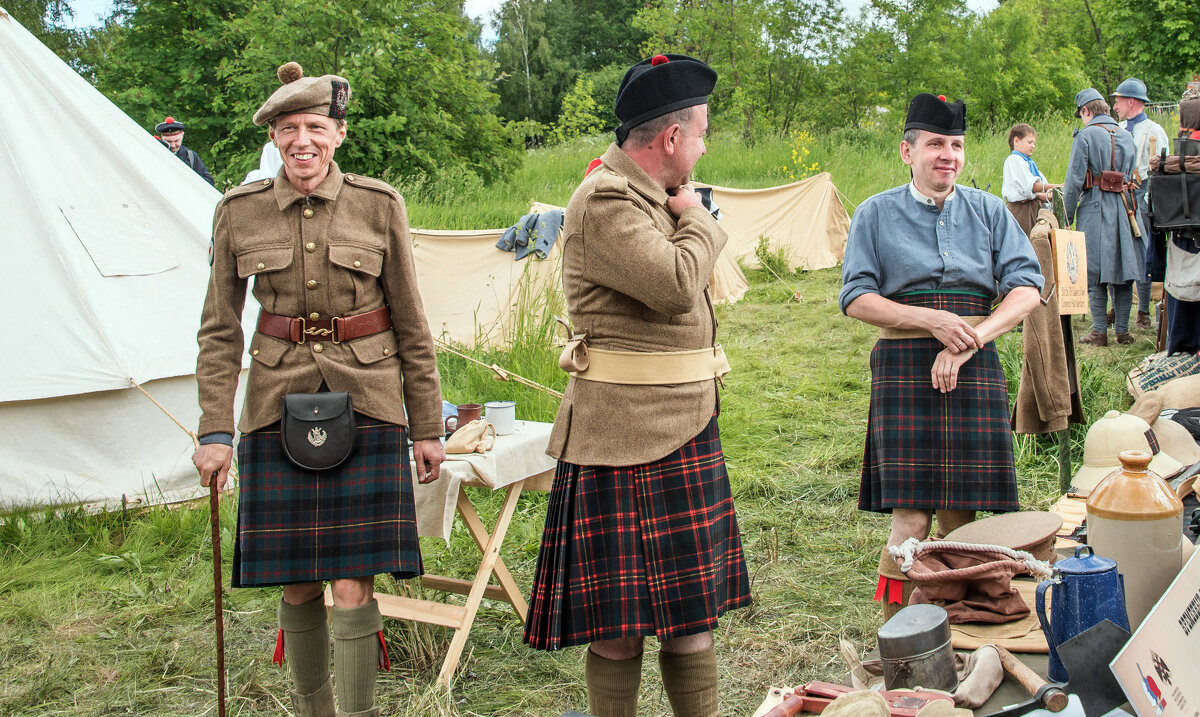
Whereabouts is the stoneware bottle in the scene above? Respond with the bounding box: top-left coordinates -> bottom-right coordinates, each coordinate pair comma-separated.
1086,449 -> 1183,628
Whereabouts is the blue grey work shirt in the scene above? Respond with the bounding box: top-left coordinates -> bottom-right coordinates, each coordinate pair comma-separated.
839,183 -> 1043,313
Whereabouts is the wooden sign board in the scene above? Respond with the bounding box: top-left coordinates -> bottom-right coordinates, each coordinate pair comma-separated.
1051,228 -> 1089,315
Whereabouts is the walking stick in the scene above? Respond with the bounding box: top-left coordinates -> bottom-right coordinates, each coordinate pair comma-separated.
209,472 -> 227,717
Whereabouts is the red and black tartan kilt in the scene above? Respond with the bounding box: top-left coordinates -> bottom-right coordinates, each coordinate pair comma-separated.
523,415 -> 752,651
231,415 -> 422,588
859,292 -> 1019,514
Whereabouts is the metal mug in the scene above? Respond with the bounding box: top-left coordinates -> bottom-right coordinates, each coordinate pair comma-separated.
484,400 -> 516,435
445,403 -> 482,435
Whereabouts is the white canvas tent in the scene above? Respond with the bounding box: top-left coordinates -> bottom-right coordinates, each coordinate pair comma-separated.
0,8 -> 252,510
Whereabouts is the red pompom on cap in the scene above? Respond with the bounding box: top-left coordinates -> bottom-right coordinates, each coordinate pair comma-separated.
164,116 -> 175,123
651,55 -> 669,66
937,95 -> 946,101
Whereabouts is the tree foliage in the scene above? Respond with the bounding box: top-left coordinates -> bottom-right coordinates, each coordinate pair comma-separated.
66,0 -> 520,187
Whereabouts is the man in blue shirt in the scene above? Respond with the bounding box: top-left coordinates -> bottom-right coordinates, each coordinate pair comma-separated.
840,93 -> 1043,614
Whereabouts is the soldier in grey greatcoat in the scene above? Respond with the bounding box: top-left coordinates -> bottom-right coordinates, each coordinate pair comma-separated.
1063,88 -> 1143,346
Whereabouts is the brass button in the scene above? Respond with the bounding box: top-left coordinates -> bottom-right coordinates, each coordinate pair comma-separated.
383,348 -> 390,356
256,262 -> 266,270
305,242 -> 316,252
251,348 -> 260,356
353,260 -> 362,268
306,279 -> 318,289
312,343 -> 323,353
303,208 -> 314,219
262,179 -> 270,186
309,312 -> 320,320
346,174 -> 355,182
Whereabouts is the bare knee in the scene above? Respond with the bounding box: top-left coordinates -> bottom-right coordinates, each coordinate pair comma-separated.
329,576 -> 373,608
889,509 -> 932,546
660,631 -> 712,655
590,636 -> 644,661
282,582 -> 324,605
935,509 -> 976,537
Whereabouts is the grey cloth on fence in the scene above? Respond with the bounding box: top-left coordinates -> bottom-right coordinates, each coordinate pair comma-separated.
496,209 -> 563,260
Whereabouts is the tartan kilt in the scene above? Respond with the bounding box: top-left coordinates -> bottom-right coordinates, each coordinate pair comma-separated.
859,292 -> 1019,514
231,415 -> 422,587
523,415 -> 752,651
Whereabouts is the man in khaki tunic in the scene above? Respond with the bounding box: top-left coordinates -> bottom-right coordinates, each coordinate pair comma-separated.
523,54 -> 751,717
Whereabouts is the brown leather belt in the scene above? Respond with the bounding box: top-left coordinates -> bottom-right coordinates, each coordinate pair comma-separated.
257,306 -> 392,344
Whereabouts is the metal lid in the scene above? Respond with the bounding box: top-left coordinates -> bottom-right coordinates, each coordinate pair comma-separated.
1055,545 -> 1117,575
877,604 -> 951,658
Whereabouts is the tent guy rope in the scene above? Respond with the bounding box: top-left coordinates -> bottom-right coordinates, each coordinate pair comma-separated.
433,338 -> 564,399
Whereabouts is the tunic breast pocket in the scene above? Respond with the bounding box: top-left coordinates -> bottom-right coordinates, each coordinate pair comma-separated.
329,243 -> 385,311
235,246 -> 294,299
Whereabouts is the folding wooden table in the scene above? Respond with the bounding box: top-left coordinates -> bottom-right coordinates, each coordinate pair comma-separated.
324,420 -> 555,686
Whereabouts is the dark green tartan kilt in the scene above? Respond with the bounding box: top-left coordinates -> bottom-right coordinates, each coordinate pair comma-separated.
859,293 -> 1019,514
523,415 -> 752,651
231,415 -> 422,588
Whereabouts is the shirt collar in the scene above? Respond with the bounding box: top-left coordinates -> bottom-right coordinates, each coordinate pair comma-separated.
273,161 -> 345,210
600,143 -> 670,206
909,182 -> 956,207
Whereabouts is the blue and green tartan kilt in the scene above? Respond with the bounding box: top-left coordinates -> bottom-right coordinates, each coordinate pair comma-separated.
523,415 -> 752,651
859,292 -> 1019,514
231,415 -> 422,588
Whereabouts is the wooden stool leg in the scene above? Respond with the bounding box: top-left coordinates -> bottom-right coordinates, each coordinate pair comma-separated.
435,483 -> 525,687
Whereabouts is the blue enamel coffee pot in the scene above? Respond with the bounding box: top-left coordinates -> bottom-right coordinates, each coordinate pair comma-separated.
1035,545 -> 1130,682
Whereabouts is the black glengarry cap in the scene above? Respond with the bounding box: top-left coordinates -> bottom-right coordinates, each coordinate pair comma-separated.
614,54 -> 716,144
904,93 -> 966,136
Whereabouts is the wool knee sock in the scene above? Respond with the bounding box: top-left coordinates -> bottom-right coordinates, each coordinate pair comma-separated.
586,649 -> 642,717
331,599 -> 384,716
659,646 -> 719,717
278,596 -> 332,696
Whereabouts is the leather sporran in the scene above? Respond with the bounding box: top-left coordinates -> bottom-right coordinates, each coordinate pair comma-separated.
280,392 -> 357,471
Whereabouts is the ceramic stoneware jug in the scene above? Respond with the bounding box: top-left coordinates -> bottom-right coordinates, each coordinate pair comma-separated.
1036,545 -> 1130,682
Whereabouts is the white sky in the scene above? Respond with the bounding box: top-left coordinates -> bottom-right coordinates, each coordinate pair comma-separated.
67,0 -> 997,30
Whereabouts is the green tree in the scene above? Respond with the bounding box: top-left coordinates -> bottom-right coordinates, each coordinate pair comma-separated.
89,0 -> 519,186
1106,0 -> 1200,94
550,76 -> 605,142
492,0 -> 574,126
6,0 -> 82,65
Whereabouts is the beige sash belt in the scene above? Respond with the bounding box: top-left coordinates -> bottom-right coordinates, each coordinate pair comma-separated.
879,315 -> 988,340
561,340 -> 731,385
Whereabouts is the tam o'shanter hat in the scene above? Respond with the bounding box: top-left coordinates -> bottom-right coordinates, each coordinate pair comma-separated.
1072,410 -> 1184,495
155,116 -> 185,134
904,93 -> 965,136
614,54 -> 716,144
253,62 -> 351,127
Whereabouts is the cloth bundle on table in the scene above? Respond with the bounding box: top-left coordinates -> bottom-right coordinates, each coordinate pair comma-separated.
890,538 -> 1053,624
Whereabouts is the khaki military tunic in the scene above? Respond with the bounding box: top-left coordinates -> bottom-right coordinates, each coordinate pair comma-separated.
196,162 -> 443,440
547,143 -> 728,466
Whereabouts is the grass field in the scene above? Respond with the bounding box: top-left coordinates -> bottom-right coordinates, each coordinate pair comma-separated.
0,126 -> 1154,716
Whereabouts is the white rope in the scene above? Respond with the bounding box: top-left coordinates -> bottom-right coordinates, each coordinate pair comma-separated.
889,537 -> 1053,580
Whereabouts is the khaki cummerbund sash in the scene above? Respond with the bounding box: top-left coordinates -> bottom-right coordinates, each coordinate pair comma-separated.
572,345 -> 731,385
879,314 -> 988,340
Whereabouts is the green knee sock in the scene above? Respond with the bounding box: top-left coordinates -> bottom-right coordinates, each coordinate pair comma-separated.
278,596 -> 331,695
659,646 -> 719,717
331,599 -> 383,715
586,649 -> 642,717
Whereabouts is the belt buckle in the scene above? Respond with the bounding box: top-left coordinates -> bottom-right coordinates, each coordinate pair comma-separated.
301,319 -> 336,342
295,317 -> 306,344
331,316 -> 342,344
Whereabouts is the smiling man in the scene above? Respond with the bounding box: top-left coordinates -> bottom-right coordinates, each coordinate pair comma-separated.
839,93 -> 1043,617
